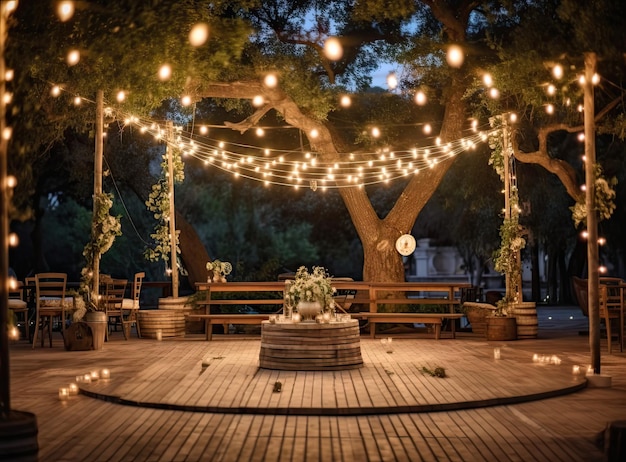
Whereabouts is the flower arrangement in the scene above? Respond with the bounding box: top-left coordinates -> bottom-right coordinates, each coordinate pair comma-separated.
206,259 -> 232,282
285,266 -> 336,313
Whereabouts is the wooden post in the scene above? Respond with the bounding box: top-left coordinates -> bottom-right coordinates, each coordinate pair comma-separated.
166,121 -> 179,298
92,89 -> 104,299
0,1 -> 11,415
583,52 -> 600,374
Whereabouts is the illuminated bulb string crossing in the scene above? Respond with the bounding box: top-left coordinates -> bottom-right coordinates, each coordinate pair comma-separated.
120,112 -> 495,190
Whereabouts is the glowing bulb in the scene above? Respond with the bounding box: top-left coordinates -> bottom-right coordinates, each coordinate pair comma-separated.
423,124 -> 432,135
578,133 -> 585,142
310,129 -> 319,138
3,92 -> 12,104
2,127 -> 12,140
598,237 -> 606,246
181,95 -> 192,106
6,175 -> 17,188
578,75 -> 585,85
5,69 -> 13,81
581,230 -> 589,239
546,104 -> 554,114
255,127 -> 265,137
340,95 -> 351,107
371,127 -> 380,138
189,23 -> 209,46
509,113 -> 517,123
599,265 -> 607,274
547,84 -> 556,95
5,1 -> 18,14
446,45 -> 464,68
489,88 -> 500,99
414,91 -> 427,105
8,233 -> 18,247
199,125 -> 208,135
592,73 -> 600,85
483,74 -> 493,87
264,74 -> 278,88
324,37 -> 343,60
159,64 -> 172,81
386,72 -> 398,90
67,49 -> 80,66
116,91 -> 126,102
252,95 -> 264,107
553,64 -> 563,79
57,1 -> 75,21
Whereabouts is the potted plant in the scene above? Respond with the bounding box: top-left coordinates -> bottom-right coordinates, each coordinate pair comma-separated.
284,266 -> 336,321
206,259 -> 232,283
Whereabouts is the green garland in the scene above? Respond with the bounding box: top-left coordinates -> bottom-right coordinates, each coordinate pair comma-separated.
570,163 -> 617,228
144,146 -> 185,265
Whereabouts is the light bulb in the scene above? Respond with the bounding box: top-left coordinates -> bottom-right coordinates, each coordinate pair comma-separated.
189,23 -> 209,46
340,95 -> 351,107
159,64 -> 172,81
324,37 -> 343,60
67,49 -> 80,66
264,74 -> 278,88
57,1 -> 75,21
446,45 -> 464,68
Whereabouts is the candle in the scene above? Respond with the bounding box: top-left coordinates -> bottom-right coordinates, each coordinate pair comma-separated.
9,326 -> 19,340
58,387 -> 69,401
100,368 -> 111,380
322,312 -> 331,323
572,365 -> 580,375
156,329 -> 163,341
292,313 -> 301,323
586,365 -> 594,376
68,383 -> 79,395
83,374 -> 92,383
532,354 -> 539,363
493,348 -> 501,360
90,370 -> 99,381
75,375 -> 83,383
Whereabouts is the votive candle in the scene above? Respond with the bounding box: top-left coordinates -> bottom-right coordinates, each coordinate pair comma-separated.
156,329 -> 163,341
572,365 -> 580,375
322,312 -> 331,323
68,383 -> 79,395
58,387 -> 69,401
83,374 -> 92,383
494,348 -> 501,360
90,370 -> 99,381
100,368 -> 111,380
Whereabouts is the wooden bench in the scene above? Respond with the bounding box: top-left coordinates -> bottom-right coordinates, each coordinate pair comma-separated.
185,313 -> 271,341
353,312 -> 465,339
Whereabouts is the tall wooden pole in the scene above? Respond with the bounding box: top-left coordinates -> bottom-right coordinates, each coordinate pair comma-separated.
92,90 -> 104,299
0,1 -> 12,416
583,52 -> 600,374
166,122 -> 179,298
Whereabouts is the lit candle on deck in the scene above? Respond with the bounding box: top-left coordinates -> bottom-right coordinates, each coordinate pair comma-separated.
68,383 -> 79,395
90,370 -> 100,381
292,313 -> 301,323
58,387 -> 69,401
156,329 -> 163,341
100,368 -> 111,380
322,312 -> 331,323
572,365 -> 580,375
83,374 -> 92,383
493,348 -> 501,360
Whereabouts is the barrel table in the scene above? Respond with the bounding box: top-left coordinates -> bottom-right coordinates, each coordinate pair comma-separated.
259,319 -> 363,370
137,309 -> 185,339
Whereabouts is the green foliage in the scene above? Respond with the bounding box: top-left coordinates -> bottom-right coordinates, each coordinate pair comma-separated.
570,164 -> 617,228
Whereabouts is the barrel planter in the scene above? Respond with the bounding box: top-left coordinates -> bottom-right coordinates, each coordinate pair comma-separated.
137,309 -> 185,339
84,311 -> 107,350
158,296 -> 203,334
486,316 -> 517,341
512,302 -> 538,339
0,410 -> 38,461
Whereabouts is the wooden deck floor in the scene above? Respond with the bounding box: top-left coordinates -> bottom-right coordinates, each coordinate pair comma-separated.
7,307 -> 626,461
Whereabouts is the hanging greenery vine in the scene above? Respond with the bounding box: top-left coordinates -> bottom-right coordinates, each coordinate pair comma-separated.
570,163 -> 617,228
76,192 -> 122,319
144,142 -> 185,269
489,119 -> 525,313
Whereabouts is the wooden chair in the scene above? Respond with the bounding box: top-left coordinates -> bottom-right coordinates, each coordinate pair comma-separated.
8,280 -> 28,341
32,273 -> 68,348
572,276 -> 589,317
121,272 -> 145,338
102,278 -> 128,341
600,282 -> 623,354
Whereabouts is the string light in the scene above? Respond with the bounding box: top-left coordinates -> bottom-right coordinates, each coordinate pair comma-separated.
189,23 -> 209,47
446,45 -> 464,68
67,49 -> 80,66
264,74 -> 278,88
386,72 -> 398,90
57,1 -> 75,21
158,64 -> 172,81
323,37 -> 343,60
414,91 -> 427,105
340,95 -> 351,107
552,64 -> 563,80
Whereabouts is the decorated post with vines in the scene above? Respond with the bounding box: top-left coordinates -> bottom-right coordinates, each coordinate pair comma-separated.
489,116 -> 525,315
144,122 -> 185,297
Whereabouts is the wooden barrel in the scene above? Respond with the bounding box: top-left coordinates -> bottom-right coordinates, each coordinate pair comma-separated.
485,316 -> 517,341
137,309 -> 185,339
158,296 -> 203,334
0,410 -> 38,461
512,302 -> 538,339
260,320 -> 363,370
